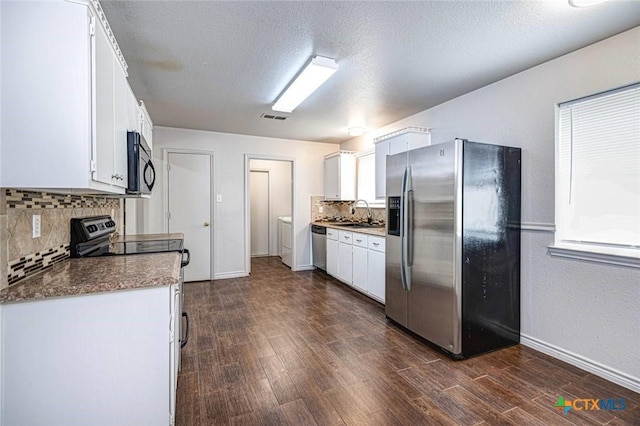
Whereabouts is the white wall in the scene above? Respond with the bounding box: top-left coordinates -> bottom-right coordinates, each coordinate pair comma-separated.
250,159 -> 292,256
143,127 -> 336,278
342,27 -> 640,390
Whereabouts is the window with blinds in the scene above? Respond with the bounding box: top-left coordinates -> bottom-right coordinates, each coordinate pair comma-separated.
356,150 -> 384,206
555,83 -> 640,260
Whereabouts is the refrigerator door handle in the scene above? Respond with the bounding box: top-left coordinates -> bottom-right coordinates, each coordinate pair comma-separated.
400,166 -> 408,291
405,166 -> 413,291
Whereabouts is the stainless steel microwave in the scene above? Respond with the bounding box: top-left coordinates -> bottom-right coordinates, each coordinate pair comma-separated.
126,131 -> 155,195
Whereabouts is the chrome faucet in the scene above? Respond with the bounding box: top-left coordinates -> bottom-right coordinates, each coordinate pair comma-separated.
351,199 -> 372,224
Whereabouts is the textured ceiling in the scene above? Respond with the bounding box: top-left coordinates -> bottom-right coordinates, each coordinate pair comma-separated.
101,0 -> 640,144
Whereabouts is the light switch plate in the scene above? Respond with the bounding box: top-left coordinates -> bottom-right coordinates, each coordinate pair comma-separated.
32,214 -> 41,238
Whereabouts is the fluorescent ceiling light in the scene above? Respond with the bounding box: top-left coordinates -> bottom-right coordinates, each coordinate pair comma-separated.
569,0 -> 608,7
272,56 -> 338,113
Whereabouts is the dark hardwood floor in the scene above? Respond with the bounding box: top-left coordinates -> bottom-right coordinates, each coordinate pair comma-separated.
176,256 -> 639,425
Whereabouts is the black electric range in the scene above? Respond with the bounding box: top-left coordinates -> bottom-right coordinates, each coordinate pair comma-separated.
70,215 -> 187,262
70,215 -> 190,352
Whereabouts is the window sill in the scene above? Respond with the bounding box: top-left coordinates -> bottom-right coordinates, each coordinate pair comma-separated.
548,243 -> 640,268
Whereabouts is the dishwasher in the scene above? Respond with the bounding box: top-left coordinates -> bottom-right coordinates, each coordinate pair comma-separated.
311,225 -> 327,271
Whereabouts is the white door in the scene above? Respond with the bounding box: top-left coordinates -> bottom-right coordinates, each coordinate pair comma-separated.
250,170 -> 269,256
168,152 -> 211,282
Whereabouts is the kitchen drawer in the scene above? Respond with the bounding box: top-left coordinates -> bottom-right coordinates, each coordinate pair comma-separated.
338,230 -> 353,245
326,228 -> 338,241
352,233 -> 368,248
368,236 -> 385,252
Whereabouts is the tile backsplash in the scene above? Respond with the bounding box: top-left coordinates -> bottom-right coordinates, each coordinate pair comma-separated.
1,189 -> 120,290
311,196 -> 386,225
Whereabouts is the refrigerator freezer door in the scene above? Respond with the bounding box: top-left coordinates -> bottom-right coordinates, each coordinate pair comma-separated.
406,140 -> 462,354
385,152 -> 409,326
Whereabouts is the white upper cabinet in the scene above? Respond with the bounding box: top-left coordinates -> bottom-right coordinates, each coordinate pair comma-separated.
324,151 -> 356,200
113,57 -> 136,189
0,0 -> 147,194
139,101 -> 154,149
94,19 -> 117,187
374,128 -> 430,199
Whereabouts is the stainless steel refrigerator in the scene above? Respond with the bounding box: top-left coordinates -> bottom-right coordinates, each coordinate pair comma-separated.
385,139 -> 521,359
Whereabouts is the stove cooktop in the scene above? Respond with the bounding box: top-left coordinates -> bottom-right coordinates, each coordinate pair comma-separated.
71,216 -> 184,258
79,239 -> 184,258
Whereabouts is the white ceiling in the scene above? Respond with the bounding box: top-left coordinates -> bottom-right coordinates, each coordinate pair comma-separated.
101,1 -> 640,144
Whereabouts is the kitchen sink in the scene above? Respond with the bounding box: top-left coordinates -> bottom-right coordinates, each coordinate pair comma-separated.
332,223 -> 383,229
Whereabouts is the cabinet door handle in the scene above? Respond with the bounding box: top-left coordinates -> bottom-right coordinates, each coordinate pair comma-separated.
373,242 -> 380,246
356,239 -> 362,243
344,236 -> 350,240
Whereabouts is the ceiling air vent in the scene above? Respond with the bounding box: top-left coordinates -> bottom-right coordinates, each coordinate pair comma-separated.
260,113 -> 288,121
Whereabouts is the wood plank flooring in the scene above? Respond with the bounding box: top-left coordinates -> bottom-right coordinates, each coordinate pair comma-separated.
176,257 -> 639,425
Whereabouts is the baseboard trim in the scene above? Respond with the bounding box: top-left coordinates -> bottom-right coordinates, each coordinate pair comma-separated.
292,264 -> 316,272
521,334 -> 640,394
213,271 -> 249,280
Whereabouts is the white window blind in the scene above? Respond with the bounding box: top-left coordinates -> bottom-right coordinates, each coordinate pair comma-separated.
356,150 -> 383,206
556,83 -> 640,254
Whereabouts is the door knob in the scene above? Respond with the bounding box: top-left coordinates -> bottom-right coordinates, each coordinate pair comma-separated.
204,222 -> 210,227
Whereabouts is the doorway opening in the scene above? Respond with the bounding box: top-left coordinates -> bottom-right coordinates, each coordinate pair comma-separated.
245,156 -> 294,274
250,170 -> 270,257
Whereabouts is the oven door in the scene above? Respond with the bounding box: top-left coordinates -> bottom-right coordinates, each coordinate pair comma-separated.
179,249 -> 190,372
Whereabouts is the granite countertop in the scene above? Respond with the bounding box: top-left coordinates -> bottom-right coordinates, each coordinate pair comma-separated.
0,252 -> 182,304
114,233 -> 184,242
311,221 -> 386,237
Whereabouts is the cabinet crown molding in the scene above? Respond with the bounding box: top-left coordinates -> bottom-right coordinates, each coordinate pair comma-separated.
89,0 -> 129,75
324,150 -> 355,159
373,126 -> 430,144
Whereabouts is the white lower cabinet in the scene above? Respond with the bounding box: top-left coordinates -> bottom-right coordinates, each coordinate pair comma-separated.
1,284 -> 179,426
352,245 -> 368,292
337,231 -> 354,284
352,233 -> 368,292
324,228 -> 386,304
368,249 -> 385,303
326,229 -> 339,277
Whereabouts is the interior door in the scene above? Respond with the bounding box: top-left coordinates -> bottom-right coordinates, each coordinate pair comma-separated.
168,152 -> 211,282
250,170 -> 270,256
